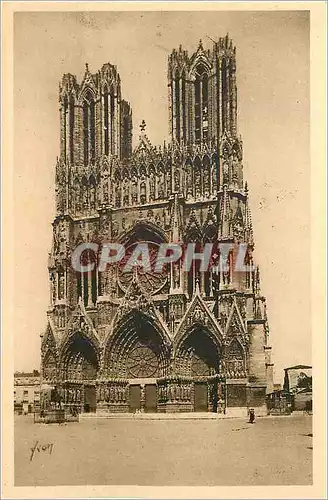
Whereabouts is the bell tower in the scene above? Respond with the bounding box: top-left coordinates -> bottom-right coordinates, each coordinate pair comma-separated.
168,35 -> 237,145
59,63 -> 132,167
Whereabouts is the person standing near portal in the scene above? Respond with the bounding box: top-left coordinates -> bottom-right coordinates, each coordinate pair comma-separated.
248,408 -> 255,424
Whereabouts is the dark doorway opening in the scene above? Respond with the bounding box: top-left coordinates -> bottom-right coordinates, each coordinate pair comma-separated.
129,385 -> 141,413
194,382 -> 208,412
84,386 -> 96,413
145,384 -> 157,413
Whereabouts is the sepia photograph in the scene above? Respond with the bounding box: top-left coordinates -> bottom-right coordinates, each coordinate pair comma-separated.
1,2 -> 326,499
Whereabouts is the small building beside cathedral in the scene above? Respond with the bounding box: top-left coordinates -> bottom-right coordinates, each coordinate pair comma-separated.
41,36 -> 274,415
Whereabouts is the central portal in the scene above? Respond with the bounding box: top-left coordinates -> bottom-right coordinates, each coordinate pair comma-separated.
106,310 -> 170,380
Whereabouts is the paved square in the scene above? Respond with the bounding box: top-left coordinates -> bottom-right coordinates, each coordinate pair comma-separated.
15,414 -> 312,486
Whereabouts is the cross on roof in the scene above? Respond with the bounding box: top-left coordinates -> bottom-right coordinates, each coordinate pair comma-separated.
140,120 -> 146,132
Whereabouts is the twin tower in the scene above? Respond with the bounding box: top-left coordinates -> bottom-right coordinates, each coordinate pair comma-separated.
41,36 -> 274,416
59,36 -> 237,163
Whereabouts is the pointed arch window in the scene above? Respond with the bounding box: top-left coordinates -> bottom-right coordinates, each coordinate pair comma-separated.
110,91 -> 115,154
103,86 -> 109,155
202,73 -> 209,142
194,64 -> 209,143
69,96 -> 75,164
182,73 -> 186,142
77,248 -> 98,307
175,71 -> 180,142
221,58 -> 227,132
62,96 -> 68,159
83,91 -> 95,166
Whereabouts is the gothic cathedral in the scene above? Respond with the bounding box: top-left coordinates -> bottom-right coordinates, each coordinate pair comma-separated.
41,36 -> 274,415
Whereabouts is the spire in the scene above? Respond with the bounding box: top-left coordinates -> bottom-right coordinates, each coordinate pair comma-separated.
84,62 -> 91,80
139,119 -> 146,135
194,276 -> 201,297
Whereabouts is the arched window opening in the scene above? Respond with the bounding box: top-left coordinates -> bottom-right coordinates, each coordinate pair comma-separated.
69,96 -> 74,164
175,71 -> 180,142
83,92 -> 95,166
89,99 -> 95,162
194,63 -> 209,144
221,58 -> 227,132
195,75 -> 201,143
103,86 -> 109,155
110,92 -> 115,154
202,73 -> 209,142
83,100 -> 89,166
62,96 -> 68,159
182,75 -> 186,142
78,248 -> 97,307
185,239 -> 202,298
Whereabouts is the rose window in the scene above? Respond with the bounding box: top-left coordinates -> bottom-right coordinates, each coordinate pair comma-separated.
118,241 -> 168,295
127,343 -> 160,378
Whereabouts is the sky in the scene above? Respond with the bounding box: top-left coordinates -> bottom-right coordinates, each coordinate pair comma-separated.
14,10 -> 310,383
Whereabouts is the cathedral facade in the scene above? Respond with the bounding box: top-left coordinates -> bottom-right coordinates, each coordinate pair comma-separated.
41,36 -> 274,415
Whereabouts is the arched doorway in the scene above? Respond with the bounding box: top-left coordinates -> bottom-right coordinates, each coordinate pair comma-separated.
175,326 -> 221,412
105,310 -> 171,412
61,333 -> 99,413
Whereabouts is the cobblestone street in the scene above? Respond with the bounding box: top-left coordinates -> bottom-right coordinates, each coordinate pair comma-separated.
15,414 -> 312,486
